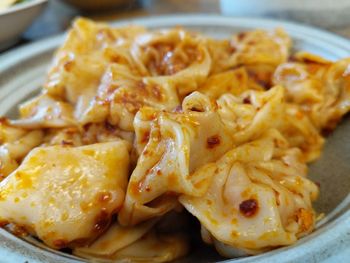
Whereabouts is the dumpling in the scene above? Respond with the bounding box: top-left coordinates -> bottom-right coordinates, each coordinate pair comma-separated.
205,29 -> 291,76
228,28 -> 291,90
215,84 -> 324,162
272,54 -> 350,161
74,220 -> 157,257
0,121 -> 43,179
119,92 -> 234,226
231,28 -> 291,67
101,231 -> 188,263
197,67 -> 263,100
0,148 -> 18,181
217,85 -> 285,145
0,130 -> 43,162
0,141 -> 130,248
44,18 -> 146,121
75,211 -> 189,263
278,103 -> 325,162
75,229 -> 188,263
130,28 -> 211,96
11,94 -> 76,129
205,38 -> 236,74
180,130 -> 318,254
80,64 -> 180,130
43,122 -> 134,147
273,53 -> 350,131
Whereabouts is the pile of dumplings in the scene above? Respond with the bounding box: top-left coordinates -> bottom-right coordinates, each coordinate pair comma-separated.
0,18 -> 349,262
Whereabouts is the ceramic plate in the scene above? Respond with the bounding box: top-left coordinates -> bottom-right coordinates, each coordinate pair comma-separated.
0,14 -> 349,263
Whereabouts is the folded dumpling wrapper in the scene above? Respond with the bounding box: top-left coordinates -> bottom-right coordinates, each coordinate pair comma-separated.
74,212 -> 189,263
0,141 -> 130,248
180,130 -> 319,254
119,92 -> 234,226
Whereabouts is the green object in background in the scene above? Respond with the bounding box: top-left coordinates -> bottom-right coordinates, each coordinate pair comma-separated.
16,0 -> 31,4
0,0 -> 31,11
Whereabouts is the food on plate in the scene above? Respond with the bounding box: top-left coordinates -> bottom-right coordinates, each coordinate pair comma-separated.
0,18 -> 350,262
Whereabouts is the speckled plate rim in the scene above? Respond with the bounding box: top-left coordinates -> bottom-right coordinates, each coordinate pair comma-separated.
0,14 -> 349,263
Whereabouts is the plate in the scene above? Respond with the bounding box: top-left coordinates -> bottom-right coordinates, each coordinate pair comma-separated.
0,14 -> 349,263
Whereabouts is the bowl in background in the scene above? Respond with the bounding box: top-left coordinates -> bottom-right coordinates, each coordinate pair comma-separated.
60,0 -> 134,12
0,0 -> 48,51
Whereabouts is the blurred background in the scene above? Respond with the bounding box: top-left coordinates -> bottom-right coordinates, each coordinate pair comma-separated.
1,0 -> 350,52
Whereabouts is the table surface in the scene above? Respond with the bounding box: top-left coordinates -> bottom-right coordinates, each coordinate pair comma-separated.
12,0 -> 350,52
